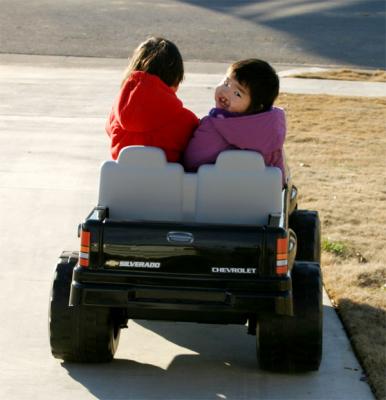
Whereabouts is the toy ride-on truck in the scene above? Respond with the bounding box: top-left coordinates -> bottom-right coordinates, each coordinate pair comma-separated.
49,146 -> 322,371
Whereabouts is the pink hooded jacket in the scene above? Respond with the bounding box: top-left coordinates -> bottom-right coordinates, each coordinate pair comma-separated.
183,107 -> 286,182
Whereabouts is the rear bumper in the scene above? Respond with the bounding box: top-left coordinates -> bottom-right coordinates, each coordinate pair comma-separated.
70,266 -> 293,321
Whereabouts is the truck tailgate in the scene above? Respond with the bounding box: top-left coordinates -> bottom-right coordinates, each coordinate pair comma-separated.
99,220 -> 282,278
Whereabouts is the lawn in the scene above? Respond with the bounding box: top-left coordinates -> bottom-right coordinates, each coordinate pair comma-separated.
277,92 -> 386,399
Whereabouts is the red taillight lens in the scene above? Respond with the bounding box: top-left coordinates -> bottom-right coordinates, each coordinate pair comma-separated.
79,229 -> 90,267
276,237 -> 288,275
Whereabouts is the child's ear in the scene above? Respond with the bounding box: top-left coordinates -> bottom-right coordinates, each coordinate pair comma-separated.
170,84 -> 179,92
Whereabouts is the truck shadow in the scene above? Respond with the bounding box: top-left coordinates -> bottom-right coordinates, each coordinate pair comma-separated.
63,298 -> 378,399
62,309 -> 333,400
62,323 -> 260,400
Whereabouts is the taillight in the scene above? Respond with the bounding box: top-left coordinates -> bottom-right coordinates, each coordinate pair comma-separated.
276,237 -> 288,275
79,229 -> 90,267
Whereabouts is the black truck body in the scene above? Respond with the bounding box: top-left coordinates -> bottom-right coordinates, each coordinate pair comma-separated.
70,213 -> 292,324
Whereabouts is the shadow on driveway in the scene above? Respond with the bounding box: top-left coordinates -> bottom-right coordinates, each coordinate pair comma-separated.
177,0 -> 385,68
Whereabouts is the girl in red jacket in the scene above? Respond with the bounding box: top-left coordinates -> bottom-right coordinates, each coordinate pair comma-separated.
106,37 -> 199,162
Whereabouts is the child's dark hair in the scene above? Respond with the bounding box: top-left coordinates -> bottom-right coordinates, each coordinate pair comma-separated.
121,37 -> 184,88
229,59 -> 279,114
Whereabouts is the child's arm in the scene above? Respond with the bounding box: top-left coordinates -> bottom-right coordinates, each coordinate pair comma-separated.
183,117 -> 229,171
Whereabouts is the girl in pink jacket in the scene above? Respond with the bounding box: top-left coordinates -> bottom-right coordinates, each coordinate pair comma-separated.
183,59 -> 287,184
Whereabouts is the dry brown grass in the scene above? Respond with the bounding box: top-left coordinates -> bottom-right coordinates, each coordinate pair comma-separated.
291,69 -> 386,82
277,93 -> 386,399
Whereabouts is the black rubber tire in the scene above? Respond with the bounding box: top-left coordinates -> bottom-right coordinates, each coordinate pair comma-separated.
258,261 -> 323,372
289,210 -> 321,264
49,251 -> 121,362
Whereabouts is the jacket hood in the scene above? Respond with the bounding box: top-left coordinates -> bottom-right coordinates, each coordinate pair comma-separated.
114,71 -> 183,132
206,107 -> 286,152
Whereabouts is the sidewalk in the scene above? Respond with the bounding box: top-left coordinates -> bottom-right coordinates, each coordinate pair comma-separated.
1,54 -> 385,104
184,64 -> 386,99
0,54 -> 376,400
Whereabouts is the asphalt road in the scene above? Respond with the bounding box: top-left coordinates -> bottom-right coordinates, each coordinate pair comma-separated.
0,56 -> 376,400
0,0 -> 384,68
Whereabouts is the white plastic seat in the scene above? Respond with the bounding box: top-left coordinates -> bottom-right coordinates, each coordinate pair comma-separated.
195,150 -> 282,226
98,146 -> 184,221
181,173 -> 197,222
98,146 -> 282,226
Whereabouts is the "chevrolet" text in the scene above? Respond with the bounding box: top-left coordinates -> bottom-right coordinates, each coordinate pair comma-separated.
211,267 -> 256,274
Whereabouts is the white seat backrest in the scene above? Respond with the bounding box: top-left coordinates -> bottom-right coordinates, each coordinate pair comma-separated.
182,173 -> 197,222
195,150 -> 282,226
98,146 -> 184,221
98,147 -> 282,226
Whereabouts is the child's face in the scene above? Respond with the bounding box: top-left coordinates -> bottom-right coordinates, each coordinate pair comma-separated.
215,73 -> 251,113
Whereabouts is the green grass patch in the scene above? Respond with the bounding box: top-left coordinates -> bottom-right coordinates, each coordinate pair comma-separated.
322,238 -> 349,258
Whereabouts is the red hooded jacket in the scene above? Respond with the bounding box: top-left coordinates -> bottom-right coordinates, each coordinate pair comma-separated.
106,71 -> 199,162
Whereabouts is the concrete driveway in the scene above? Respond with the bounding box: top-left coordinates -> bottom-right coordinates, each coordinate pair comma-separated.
0,55 -> 374,400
